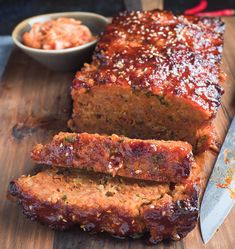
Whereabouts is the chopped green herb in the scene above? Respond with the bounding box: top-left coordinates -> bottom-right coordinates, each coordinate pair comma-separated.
170,131 -> 177,139
61,195 -> 67,202
199,135 -> 208,143
196,135 -> 208,148
64,136 -> 76,143
118,138 -> 125,144
72,178 -> 81,184
105,117 -> 112,122
99,176 -> 112,186
156,95 -> 169,106
85,167 -> 93,172
145,92 -> 169,106
132,88 -> 141,95
118,178 -> 124,184
109,147 -> 118,155
151,154 -> 164,164
157,126 -> 167,133
136,193 -> 146,200
85,88 -> 91,93
177,200 -> 186,209
135,194 -> 151,204
146,92 -> 154,97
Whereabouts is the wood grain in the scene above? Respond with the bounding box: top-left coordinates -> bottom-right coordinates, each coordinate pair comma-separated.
0,15 -> 234,249
142,0 -> 163,10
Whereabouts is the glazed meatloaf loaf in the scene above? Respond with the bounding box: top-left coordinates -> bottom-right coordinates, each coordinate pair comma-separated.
31,132 -> 195,183
9,168 -> 199,244
69,10 -> 225,153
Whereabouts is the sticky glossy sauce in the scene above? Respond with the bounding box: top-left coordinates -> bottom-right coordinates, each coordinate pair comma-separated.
73,10 -> 224,116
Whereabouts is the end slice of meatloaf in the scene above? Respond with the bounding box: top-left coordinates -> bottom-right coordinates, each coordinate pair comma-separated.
9,168 -> 199,244
31,132 -> 195,183
69,10 -> 225,153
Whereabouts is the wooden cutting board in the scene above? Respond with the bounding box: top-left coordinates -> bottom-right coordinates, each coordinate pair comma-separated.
0,17 -> 235,249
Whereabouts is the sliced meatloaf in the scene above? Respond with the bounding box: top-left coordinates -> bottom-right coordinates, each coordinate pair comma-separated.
9,168 -> 199,244
69,10 -> 225,153
31,132 -> 195,183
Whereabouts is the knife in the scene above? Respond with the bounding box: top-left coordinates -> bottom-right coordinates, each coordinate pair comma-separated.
200,116 -> 235,244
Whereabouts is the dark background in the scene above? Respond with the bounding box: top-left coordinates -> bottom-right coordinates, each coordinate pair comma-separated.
0,0 -> 235,35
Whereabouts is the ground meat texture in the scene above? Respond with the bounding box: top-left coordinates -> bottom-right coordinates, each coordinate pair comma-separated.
31,132 -> 195,183
9,168 -> 199,244
69,10 -> 225,153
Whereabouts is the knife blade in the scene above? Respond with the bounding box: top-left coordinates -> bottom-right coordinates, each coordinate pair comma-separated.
200,116 -> 235,244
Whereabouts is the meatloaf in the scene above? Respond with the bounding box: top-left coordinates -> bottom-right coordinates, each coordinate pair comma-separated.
69,10 -> 225,153
31,132 -> 195,183
9,168 -> 199,244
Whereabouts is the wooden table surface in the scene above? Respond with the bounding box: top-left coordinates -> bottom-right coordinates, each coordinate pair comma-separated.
0,8 -> 235,249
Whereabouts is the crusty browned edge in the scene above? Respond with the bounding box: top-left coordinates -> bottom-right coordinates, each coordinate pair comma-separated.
144,181 -> 199,243
31,132 -> 194,183
9,177 -> 199,244
195,122 -> 219,154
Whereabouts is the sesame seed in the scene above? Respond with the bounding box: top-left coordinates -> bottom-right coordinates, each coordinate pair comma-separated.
135,169 -> 142,174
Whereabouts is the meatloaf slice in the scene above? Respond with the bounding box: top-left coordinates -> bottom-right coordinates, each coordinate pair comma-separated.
69,10 -> 225,153
9,168 -> 199,244
31,132 -> 194,183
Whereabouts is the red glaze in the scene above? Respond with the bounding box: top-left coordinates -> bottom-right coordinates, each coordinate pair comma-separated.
144,180 -> 199,243
31,132 -> 194,183
73,10 -> 225,118
9,170 -> 199,244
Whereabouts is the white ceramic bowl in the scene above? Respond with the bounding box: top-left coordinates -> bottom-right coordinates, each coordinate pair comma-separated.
12,12 -> 109,71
